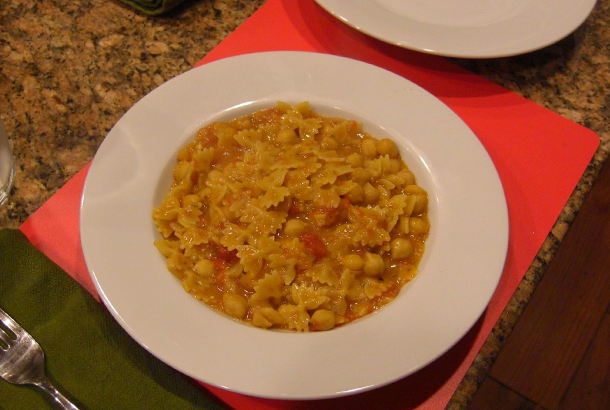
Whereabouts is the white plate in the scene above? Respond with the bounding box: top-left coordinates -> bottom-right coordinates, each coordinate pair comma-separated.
314,0 -> 597,58
80,51 -> 508,399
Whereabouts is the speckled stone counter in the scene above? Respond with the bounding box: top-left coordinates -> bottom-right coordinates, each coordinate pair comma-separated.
1,0 -> 609,408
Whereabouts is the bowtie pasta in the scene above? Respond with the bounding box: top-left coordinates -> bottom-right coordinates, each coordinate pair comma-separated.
153,102 -> 429,331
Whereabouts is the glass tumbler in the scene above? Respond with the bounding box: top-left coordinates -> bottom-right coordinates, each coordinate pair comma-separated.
0,118 -> 15,205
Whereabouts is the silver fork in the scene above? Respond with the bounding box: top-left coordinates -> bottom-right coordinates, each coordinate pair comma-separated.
0,307 -> 80,410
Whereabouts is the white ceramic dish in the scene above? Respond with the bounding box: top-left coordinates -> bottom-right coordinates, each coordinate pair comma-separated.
80,51 -> 508,399
314,0 -> 597,58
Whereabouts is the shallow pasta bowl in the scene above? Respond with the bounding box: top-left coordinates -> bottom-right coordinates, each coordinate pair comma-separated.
80,51 -> 508,399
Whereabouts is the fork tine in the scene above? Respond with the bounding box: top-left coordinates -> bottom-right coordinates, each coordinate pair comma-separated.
0,307 -> 18,349
0,326 -> 14,348
0,307 -> 22,336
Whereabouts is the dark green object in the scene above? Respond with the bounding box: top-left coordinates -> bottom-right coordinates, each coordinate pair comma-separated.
0,229 -> 227,410
117,0 -> 189,15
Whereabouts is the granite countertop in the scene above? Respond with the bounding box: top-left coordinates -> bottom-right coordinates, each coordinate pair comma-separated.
1,0 -> 609,408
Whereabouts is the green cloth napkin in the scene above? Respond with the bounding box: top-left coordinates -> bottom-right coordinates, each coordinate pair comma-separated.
116,0 -> 188,15
0,229 -> 228,410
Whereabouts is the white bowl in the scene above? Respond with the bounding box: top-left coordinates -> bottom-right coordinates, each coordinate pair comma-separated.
80,51 -> 508,399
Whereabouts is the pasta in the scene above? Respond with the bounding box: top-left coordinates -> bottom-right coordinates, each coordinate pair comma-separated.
152,101 -> 430,331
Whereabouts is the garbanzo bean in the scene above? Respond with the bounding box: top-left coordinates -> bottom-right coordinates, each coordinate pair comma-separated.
193,259 -> 214,277
311,309 -> 336,331
173,161 -> 190,181
361,138 -> 378,159
284,219 -> 306,237
352,167 -> 372,183
376,138 -> 398,158
389,159 -> 401,174
346,153 -> 364,168
412,194 -> 428,215
223,293 -> 248,319
391,238 -> 414,260
363,252 -> 385,276
409,217 -> 430,235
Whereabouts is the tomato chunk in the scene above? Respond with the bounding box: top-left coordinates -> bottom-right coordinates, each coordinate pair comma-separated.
217,246 -> 239,265
288,198 -> 301,216
300,233 -> 328,259
313,198 -> 350,226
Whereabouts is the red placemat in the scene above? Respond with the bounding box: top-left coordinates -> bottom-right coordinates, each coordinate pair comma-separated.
20,0 -> 599,409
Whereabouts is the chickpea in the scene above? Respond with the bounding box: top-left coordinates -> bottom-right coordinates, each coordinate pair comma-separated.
193,259 -> 215,277
173,161 -> 190,181
207,169 -> 222,182
222,293 -> 248,319
389,159 -> 401,174
342,254 -> 364,271
346,153 -> 364,168
276,128 -> 297,144
346,184 -> 364,203
181,274 -> 198,293
363,183 -> 380,204
363,252 -> 385,276
412,194 -> 428,215
284,219 -> 306,237
391,238 -> 414,259
409,217 -> 430,235
352,167 -> 372,183
376,138 -> 398,158
361,139 -> 378,159
311,309 -> 336,331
